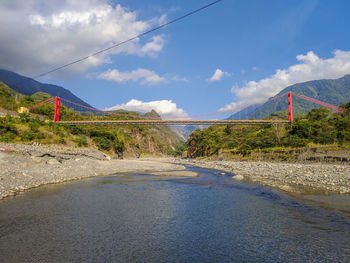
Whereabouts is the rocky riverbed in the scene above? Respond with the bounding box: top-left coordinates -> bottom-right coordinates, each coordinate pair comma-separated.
0,143 -> 186,200
1,143 -> 350,199
172,158 -> 350,194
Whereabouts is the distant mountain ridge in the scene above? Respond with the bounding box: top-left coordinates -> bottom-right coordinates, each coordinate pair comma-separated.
229,74 -> 350,119
0,69 -> 92,108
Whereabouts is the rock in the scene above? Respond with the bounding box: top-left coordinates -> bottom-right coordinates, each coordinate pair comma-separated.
31,156 -> 43,163
46,158 -> 60,165
232,174 -> 244,181
279,185 -> 293,192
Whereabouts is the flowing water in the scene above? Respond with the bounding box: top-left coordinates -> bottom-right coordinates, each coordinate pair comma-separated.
0,166 -> 349,262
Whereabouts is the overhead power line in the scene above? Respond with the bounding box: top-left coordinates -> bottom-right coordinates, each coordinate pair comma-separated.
33,0 -> 223,79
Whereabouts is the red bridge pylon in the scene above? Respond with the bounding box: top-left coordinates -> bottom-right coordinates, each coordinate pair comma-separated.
54,97 -> 61,122
288,92 -> 293,121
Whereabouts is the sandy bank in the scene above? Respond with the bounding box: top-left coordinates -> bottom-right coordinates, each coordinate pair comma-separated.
150,170 -> 199,177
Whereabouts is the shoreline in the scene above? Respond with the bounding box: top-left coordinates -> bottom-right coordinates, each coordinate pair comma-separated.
171,158 -> 350,195
1,143 -> 350,200
0,143 -> 187,200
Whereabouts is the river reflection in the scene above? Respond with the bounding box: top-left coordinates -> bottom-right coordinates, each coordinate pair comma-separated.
0,167 -> 349,262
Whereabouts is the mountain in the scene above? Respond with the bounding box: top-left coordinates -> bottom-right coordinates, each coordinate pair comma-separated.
0,69 -> 92,108
229,74 -> 350,119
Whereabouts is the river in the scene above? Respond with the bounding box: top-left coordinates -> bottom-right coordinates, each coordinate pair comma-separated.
0,166 -> 349,262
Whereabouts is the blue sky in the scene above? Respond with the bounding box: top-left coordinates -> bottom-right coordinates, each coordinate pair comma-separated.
1,0 -> 350,117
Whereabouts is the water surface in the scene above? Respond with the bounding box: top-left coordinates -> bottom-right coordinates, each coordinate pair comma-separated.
0,166 -> 349,262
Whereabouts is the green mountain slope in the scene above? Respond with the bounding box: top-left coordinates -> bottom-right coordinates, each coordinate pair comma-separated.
229,75 -> 350,119
0,69 -> 92,108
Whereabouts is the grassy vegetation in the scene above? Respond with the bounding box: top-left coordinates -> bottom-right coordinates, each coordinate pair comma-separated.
186,103 -> 350,158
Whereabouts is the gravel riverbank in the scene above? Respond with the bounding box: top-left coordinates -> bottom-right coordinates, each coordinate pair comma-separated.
1,143 -> 350,199
0,143 -> 186,200
172,158 -> 350,194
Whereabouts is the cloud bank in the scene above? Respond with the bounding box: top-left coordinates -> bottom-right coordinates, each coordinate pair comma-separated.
106,99 -> 187,117
221,50 -> 350,111
208,69 -> 230,82
0,0 -> 165,76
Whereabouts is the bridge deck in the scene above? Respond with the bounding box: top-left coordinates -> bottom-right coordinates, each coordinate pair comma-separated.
59,119 -> 291,126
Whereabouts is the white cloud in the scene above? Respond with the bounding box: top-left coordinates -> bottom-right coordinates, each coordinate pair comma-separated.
171,75 -> 189,82
0,0 -> 166,76
98,68 -> 167,85
208,69 -> 230,82
221,50 -> 350,111
106,99 -> 187,117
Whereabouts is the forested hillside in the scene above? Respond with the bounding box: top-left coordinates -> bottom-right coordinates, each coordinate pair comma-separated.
188,103 -> 350,159
0,82 -> 184,158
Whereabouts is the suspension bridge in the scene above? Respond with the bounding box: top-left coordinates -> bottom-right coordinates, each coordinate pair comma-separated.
26,92 -> 344,126
23,0 -> 344,126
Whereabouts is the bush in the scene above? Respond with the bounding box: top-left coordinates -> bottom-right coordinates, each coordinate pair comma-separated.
54,137 -> 66,144
29,122 -> 40,132
19,113 -> 31,123
282,135 -> 308,147
307,107 -> 331,121
20,131 -> 35,142
33,104 -> 55,119
0,117 -> 18,135
113,140 -> 125,153
93,137 -> 112,151
20,96 -> 35,107
0,132 -> 16,142
89,130 -> 115,141
75,136 -> 88,147
35,132 -> 46,140
67,125 -> 84,135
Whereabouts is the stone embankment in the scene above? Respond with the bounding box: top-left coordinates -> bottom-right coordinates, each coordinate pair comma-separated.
0,143 -> 186,200
174,159 -> 350,194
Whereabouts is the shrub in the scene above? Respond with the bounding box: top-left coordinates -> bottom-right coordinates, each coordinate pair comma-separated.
281,135 -> 308,147
20,96 -> 35,107
89,130 -> 115,141
29,122 -> 40,132
35,132 -> 46,140
0,118 -> 18,135
93,137 -> 112,151
54,137 -> 66,144
19,113 -> 32,123
113,140 -> 125,153
0,132 -> 16,142
75,136 -> 88,147
20,131 -> 35,142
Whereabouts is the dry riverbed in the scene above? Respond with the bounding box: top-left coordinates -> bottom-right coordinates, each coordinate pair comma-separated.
1,143 -> 350,200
